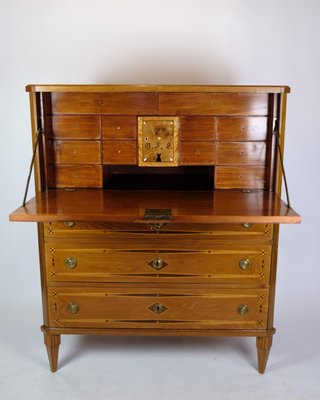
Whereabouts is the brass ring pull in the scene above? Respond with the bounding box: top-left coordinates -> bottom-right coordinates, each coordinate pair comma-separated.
242,223 -> 252,229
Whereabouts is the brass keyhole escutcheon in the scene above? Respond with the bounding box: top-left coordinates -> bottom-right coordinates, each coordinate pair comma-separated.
64,257 -> 77,269
152,258 -> 163,270
148,303 -> 168,315
64,221 -> 75,228
237,304 -> 249,316
67,302 -> 79,314
239,259 -> 251,270
242,223 -> 252,229
149,223 -> 165,231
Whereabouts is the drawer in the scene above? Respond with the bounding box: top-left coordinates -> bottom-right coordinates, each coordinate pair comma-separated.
215,166 -> 267,189
103,141 -> 137,164
48,287 -> 269,329
216,117 -> 268,141
45,245 -> 271,284
49,165 -> 103,188
44,222 -> 273,240
180,142 -> 216,165
49,140 -> 101,164
102,116 -> 136,140
216,142 -> 267,166
48,116 -> 100,139
51,92 -> 158,115
159,93 -> 269,116
180,117 -> 215,141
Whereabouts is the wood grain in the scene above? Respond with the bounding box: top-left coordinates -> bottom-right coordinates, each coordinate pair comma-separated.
180,142 -> 216,165
103,141 -> 137,164
180,117 -> 215,141
216,117 -> 268,141
10,189 -> 301,223
159,93 -> 269,115
216,142 -> 267,165
48,116 -> 100,139
102,116 -> 137,140
215,166 -> 267,189
48,286 -> 269,330
49,140 -> 101,164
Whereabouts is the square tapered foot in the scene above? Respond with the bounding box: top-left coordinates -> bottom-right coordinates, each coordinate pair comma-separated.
43,330 -> 61,372
256,335 -> 273,374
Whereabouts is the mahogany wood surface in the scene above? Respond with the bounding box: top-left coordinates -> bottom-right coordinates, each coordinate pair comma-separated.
10,189 -> 300,223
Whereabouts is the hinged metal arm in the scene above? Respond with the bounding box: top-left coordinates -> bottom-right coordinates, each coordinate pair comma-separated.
22,129 -> 43,206
273,119 -> 291,208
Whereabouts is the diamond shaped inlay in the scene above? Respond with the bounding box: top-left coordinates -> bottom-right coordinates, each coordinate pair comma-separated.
147,257 -> 168,271
148,303 -> 168,315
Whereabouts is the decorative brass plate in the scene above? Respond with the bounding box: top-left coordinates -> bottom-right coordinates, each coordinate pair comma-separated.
138,117 -> 179,166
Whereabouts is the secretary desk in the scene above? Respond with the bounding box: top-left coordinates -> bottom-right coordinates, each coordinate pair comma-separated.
10,84 -> 301,373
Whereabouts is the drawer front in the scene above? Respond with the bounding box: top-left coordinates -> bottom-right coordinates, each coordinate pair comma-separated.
45,245 -> 271,284
102,116 -> 136,140
49,165 -> 103,188
49,140 -> 101,165
48,287 -> 269,329
48,116 -> 100,140
180,117 -> 215,141
215,166 -> 267,189
44,222 -> 273,240
216,117 -> 268,141
51,92 -> 158,115
159,93 -> 269,116
103,141 -> 137,164
180,142 -> 216,165
216,142 -> 267,166
48,287 -> 268,329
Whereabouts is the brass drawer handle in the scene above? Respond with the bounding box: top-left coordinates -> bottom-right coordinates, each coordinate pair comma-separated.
148,303 -> 168,314
237,304 -> 249,316
67,302 -> 79,314
64,221 -> 75,228
239,258 -> 251,270
64,257 -> 77,269
242,223 -> 252,229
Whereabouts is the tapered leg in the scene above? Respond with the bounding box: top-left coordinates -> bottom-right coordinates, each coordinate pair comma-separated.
256,335 -> 273,374
43,332 -> 61,372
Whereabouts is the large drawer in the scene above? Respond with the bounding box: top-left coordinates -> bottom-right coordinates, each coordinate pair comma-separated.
45,244 -> 271,284
44,222 -> 273,240
48,286 -> 269,330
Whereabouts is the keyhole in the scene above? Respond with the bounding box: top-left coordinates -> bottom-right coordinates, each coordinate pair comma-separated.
156,153 -> 162,162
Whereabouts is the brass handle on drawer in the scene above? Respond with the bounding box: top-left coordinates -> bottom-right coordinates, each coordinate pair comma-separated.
64,257 -> 77,269
148,303 -> 168,314
64,221 -> 75,228
242,223 -> 252,229
67,302 -> 79,314
239,258 -> 251,270
237,304 -> 249,316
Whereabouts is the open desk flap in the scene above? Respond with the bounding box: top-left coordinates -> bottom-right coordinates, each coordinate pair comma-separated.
9,189 -> 301,224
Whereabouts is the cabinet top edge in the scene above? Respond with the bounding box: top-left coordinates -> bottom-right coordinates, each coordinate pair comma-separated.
25,84 -> 291,94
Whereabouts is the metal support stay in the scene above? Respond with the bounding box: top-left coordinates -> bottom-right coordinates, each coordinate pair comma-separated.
22,129 -> 42,206
273,119 -> 291,208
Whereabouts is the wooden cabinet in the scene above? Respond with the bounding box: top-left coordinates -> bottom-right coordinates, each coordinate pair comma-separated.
10,84 -> 300,374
